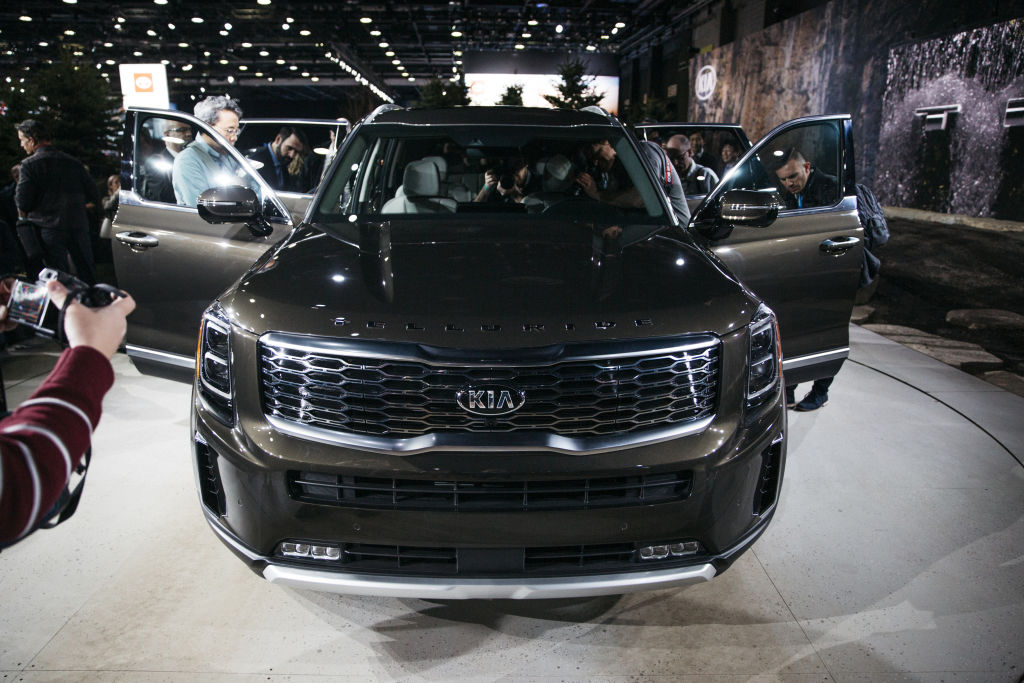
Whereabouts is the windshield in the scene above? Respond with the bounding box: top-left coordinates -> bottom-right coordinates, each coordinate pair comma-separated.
313,125 -> 668,224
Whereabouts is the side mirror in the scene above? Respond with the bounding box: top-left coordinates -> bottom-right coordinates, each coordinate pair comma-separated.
719,189 -> 780,228
197,186 -> 272,236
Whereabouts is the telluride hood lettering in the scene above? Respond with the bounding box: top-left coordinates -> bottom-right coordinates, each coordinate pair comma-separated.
225,221 -> 756,345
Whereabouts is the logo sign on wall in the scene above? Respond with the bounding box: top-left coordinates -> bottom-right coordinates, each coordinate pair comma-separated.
118,64 -> 169,109
695,65 -> 717,101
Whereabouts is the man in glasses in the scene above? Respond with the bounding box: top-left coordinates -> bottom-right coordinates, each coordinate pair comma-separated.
139,118 -> 194,204
171,95 -> 248,207
664,134 -> 719,197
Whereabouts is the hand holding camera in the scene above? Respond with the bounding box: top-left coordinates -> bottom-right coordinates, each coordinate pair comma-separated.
2,269 -> 135,359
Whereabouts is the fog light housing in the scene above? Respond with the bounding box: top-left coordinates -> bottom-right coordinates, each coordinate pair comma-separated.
639,540 -> 703,561
278,541 -> 341,561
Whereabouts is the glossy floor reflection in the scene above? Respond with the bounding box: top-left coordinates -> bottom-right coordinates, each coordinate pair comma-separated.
1,326 -> 1022,682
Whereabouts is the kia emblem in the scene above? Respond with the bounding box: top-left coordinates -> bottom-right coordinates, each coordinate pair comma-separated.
456,385 -> 526,416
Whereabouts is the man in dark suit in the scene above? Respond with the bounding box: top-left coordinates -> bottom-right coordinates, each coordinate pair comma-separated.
774,147 -> 839,210
246,127 -> 311,193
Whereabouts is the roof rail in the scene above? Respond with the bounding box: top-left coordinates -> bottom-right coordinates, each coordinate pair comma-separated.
364,103 -> 404,124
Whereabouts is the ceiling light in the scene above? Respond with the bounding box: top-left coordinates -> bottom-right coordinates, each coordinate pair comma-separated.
64,29 -> 75,35
378,42 -> 388,48
167,23 -> 175,30
62,0 -> 77,3
133,51 -> 143,56
239,65 -> 248,71
39,41 -> 49,47
147,29 -> 157,36
360,17 -> 372,23
385,50 -> 395,56
19,15 -> 32,21
586,45 -> 597,51
451,31 -> 462,37
402,72 -> 409,77
154,0 -> 168,4
556,24 -> 563,33
103,42 -> 113,47
224,22 -> 232,30
258,0 -> 271,4
178,42 -> 188,47
105,59 -> 115,65
392,59 -> 401,65
191,16 -> 203,23
453,50 -> 463,56
311,76 -> 319,82
615,21 -> 626,28
182,64 -> 193,71
260,50 -> 270,57
601,34 -> 609,40
514,43 -> 524,49
116,16 -> 126,23
286,17 -> 294,23
522,32 -> 531,38
612,27 -> 619,35
282,24 -> 290,30
255,71 -> 263,77
203,51 -> 211,56
276,58 -> 285,64
301,71 -> 309,76
241,42 -> 252,48
219,59 -> 229,64
289,65 -> 297,70
227,75 -> 235,83
300,29 -> 311,35
370,30 -> 381,36
408,76 -> 415,82
528,19 -> 538,26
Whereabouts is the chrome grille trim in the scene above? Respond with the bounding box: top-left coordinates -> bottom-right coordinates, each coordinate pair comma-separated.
259,333 -> 719,454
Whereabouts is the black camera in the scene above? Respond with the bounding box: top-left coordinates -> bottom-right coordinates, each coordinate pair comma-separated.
5,269 -> 126,340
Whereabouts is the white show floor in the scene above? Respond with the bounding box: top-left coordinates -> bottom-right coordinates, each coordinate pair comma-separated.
1,325 -> 1022,682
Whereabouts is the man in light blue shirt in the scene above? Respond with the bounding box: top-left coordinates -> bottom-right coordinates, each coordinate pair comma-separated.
172,95 -> 252,207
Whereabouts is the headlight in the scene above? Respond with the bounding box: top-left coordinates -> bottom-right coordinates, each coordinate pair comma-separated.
197,302 -> 234,424
746,303 -> 781,408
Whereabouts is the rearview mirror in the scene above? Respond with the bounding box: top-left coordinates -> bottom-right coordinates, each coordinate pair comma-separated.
719,189 -> 780,228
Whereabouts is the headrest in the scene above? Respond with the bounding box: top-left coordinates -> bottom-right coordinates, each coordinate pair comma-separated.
403,159 -> 441,197
421,155 -> 448,180
542,154 -> 574,192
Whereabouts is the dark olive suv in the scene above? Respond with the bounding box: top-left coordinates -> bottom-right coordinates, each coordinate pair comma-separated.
113,105 -> 862,598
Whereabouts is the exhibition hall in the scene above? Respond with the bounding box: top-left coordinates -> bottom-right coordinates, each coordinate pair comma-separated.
1,0 -> 1022,680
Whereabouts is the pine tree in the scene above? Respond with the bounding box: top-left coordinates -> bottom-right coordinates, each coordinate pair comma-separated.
543,59 -> 605,110
413,78 -> 470,108
497,84 -> 524,106
1,49 -> 119,181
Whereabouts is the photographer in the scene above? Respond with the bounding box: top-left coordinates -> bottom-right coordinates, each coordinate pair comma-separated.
0,278 -> 135,544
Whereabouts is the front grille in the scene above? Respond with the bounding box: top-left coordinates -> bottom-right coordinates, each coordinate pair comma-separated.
289,470 -> 693,511
277,542 -> 706,577
260,336 -> 719,441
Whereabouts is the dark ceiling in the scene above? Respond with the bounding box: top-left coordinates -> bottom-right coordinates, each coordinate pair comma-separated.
1,0 -> 692,109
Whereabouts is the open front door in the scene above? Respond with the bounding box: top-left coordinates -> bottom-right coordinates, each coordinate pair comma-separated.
112,108 -> 294,379
691,115 -> 862,385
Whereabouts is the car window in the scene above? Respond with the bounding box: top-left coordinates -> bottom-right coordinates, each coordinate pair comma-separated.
314,126 -> 668,225
717,121 -> 843,211
135,112 -> 270,212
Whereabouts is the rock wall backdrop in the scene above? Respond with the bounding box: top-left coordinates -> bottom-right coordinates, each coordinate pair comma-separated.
686,1 -> 1022,220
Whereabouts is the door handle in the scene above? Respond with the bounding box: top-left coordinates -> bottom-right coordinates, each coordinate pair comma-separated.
115,231 -> 160,250
819,236 -> 859,255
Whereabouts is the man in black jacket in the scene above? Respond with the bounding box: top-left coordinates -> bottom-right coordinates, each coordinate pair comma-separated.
14,120 -> 99,284
774,147 -> 838,210
246,126 -> 311,192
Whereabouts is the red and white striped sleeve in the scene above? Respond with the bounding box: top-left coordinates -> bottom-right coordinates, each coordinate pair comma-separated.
0,346 -> 114,544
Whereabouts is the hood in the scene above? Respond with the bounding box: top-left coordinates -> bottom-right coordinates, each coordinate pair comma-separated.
221,219 -> 758,347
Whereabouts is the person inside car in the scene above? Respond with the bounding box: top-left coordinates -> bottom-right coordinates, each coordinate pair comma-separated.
139,119 -> 194,204
171,95 -> 250,207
